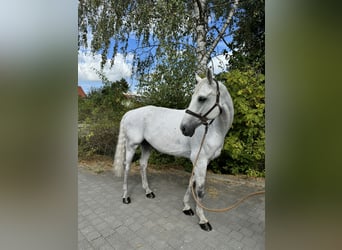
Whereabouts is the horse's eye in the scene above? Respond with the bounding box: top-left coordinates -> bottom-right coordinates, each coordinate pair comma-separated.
198,96 -> 207,103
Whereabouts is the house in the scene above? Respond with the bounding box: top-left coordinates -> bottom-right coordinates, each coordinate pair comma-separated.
78,86 -> 86,98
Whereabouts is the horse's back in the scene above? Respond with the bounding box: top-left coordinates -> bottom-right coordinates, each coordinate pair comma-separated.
122,105 -> 153,126
122,105 -> 191,157
123,105 -> 182,125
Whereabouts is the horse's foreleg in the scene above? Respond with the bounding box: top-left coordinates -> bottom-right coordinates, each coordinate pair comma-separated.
194,165 -> 212,231
122,144 -> 136,204
182,176 -> 195,216
139,143 -> 155,198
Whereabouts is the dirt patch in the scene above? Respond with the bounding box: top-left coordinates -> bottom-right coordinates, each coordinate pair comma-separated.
79,155 -> 187,175
207,186 -> 220,198
78,156 -> 265,188
78,155 -> 114,174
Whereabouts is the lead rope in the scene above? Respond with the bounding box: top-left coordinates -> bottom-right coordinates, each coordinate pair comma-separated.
189,125 -> 265,213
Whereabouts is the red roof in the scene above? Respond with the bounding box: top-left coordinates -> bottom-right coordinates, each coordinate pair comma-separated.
78,86 -> 86,98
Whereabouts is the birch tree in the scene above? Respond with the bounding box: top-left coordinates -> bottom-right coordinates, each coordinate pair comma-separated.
79,0 -> 239,84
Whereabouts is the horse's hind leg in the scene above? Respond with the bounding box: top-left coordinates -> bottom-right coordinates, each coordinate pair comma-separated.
122,143 -> 137,204
140,141 -> 155,198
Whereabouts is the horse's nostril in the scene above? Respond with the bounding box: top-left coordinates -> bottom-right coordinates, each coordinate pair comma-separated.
181,125 -> 190,136
181,125 -> 194,137
181,125 -> 186,134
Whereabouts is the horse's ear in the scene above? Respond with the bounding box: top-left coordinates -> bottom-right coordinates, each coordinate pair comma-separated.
207,68 -> 213,85
195,74 -> 202,83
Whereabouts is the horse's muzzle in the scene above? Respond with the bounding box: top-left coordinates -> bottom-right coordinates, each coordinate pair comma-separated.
181,124 -> 195,137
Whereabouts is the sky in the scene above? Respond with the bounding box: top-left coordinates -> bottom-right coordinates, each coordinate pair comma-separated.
78,34 -> 232,95
78,51 -> 135,94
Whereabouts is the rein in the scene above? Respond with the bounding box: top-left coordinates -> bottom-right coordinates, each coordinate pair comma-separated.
187,85 -> 265,212
185,79 -> 222,126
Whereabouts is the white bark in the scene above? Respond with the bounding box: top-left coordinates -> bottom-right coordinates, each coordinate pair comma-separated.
194,0 -> 208,75
205,0 -> 239,62
194,0 -> 239,75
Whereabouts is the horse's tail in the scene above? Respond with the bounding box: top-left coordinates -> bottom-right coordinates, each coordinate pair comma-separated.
113,118 -> 126,177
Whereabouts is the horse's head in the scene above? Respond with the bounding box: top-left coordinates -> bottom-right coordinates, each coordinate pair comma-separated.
180,69 -> 222,137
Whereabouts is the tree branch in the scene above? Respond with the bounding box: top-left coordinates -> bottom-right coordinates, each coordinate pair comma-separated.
213,26 -> 230,48
127,42 -> 196,55
195,0 -> 204,20
205,0 -> 239,61
127,44 -> 160,54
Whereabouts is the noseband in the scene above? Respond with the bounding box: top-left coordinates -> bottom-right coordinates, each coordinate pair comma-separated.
185,79 -> 222,126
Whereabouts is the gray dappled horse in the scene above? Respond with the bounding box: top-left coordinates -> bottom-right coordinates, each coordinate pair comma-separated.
113,69 -> 234,231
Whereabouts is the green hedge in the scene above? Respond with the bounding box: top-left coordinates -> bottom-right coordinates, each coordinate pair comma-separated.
78,119 -> 119,157
212,69 -> 265,176
78,78 -> 132,158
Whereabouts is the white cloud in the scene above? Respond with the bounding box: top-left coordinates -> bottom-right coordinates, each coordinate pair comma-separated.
208,54 -> 230,75
78,51 -> 133,82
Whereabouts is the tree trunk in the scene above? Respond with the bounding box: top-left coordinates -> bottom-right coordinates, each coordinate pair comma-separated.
194,0 -> 208,75
194,0 -> 239,76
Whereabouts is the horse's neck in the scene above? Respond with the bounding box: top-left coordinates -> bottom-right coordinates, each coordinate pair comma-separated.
213,110 -> 229,138
212,83 -> 233,137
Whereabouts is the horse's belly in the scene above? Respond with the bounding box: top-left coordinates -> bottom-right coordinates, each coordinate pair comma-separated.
128,105 -> 191,158
144,123 -> 191,158
146,132 -> 191,158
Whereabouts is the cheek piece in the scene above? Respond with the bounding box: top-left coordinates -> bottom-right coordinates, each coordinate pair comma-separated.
185,79 -> 222,127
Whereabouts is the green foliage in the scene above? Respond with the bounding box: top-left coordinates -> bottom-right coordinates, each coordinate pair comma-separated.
246,168 -> 265,178
78,77 -> 135,158
211,68 -> 265,175
79,0 -> 195,70
148,151 -> 176,167
79,75 -> 130,122
79,0 -> 239,87
78,119 -> 119,157
175,157 -> 193,173
79,0 -> 235,66
228,0 -> 265,73
147,151 -> 193,173
138,49 -> 196,109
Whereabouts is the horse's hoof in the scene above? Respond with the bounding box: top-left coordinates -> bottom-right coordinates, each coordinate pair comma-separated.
183,209 -> 194,216
146,192 -> 155,199
199,222 -> 212,231
122,197 -> 131,204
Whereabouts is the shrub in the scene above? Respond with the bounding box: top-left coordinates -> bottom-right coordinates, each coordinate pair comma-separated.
147,151 -> 193,173
211,68 -> 265,175
78,77 -> 133,158
78,119 -> 119,157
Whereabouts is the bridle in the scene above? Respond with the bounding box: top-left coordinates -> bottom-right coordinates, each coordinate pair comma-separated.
185,79 -> 222,127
